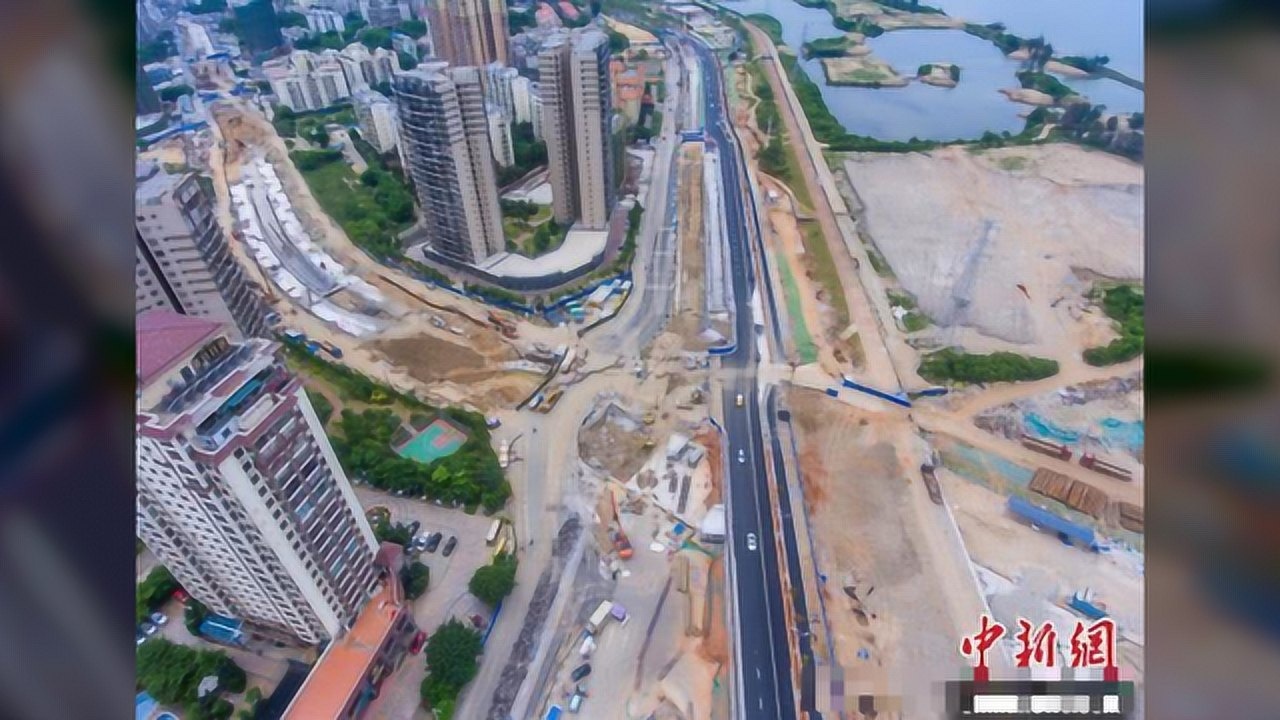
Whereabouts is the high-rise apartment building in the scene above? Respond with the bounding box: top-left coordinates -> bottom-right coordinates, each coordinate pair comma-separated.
510,74 -> 534,125
537,28 -> 615,229
136,311 -> 380,644
360,0 -> 412,26
487,106 -> 514,167
427,0 -> 509,68
484,63 -> 518,118
337,42 -> 401,93
264,50 -> 353,112
305,7 -> 346,33
353,88 -> 400,154
136,162 -> 269,339
394,65 -> 504,265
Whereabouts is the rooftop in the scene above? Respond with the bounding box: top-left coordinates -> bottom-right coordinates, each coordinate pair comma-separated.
136,311 -> 225,387
477,227 -> 608,278
282,582 -> 405,720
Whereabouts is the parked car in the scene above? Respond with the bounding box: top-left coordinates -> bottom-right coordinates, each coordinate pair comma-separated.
424,533 -> 443,553
406,521 -> 421,537
149,611 -> 168,626
570,663 -> 592,681
442,536 -> 458,557
136,632 -> 147,647
746,533 -> 758,552
140,622 -> 158,636
172,589 -> 189,604
737,449 -> 745,464
409,631 -> 427,655
735,393 -> 744,407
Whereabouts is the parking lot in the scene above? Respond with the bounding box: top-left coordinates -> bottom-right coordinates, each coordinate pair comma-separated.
353,487 -> 505,718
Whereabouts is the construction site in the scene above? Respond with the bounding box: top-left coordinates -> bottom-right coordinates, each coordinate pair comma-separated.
206,99 -> 573,412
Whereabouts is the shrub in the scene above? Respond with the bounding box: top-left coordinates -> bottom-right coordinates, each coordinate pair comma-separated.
469,554 -> 518,606
137,567 -> 179,623
918,348 -> 1059,384
402,562 -> 430,599
1083,285 -> 1143,366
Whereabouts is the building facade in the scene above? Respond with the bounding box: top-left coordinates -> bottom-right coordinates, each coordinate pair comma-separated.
484,62 -> 518,118
487,105 -> 514,167
352,89 -> 400,154
136,312 -> 380,644
264,50 -> 353,112
538,28 -> 615,229
337,43 -> 401,93
394,65 -> 504,265
305,7 -> 346,33
136,163 -> 270,339
359,0 -> 412,26
427,0 -> 509,68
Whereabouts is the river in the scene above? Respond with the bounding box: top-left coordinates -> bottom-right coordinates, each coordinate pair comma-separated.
718,0 -> 1144,141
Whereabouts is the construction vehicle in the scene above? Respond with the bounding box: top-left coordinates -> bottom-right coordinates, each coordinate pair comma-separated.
587,601 -> 613,633
319,342 -> 343,359
1068,588 -> 1109,620
487,311 -> 519,339
609,492 -> 633,560
920,464 -> 944,505
538,388 -> 564,414
1021,434 -> 1072,461
1079,453 -> 1134,482
642,412 -> 655,425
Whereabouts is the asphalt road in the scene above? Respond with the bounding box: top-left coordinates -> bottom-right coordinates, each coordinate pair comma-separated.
689,37 -> 798,720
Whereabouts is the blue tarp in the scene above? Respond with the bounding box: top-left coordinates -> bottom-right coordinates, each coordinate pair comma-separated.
135,692 -> 158,720
200,613 -> 245,645
1007,497 -> 1097,549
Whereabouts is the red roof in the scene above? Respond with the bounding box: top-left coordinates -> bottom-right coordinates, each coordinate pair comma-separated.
136,310 -> 224,386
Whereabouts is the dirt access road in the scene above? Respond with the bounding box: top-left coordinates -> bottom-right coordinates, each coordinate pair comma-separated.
740,23 -> 901,391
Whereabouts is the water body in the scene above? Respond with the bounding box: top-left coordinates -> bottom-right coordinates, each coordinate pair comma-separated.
719,0 -> 1143,141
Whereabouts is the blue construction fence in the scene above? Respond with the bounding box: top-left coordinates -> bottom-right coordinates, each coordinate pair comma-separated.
839,376 -> 912,408
481,598 -> 503,645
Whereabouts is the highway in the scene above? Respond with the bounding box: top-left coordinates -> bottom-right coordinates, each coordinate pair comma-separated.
689,38 -> 798,720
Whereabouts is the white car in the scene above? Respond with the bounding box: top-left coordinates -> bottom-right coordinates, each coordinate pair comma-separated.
737,449 -> 745,464
149,611 -> 168,626
140,622 -> 158,636
735,393 -> 744,407
746,533 -> 758,551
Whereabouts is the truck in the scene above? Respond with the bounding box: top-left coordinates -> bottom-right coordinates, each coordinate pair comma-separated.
538,388 -> 564,413
319,342 -> 343,359
587,601 -> 613,633
281,329 -> 306,343
499,441 -> 510,469
1079,453 -> 1134,482
920,464 -> 944,505
1020,434 -> 1072,461
1068,589 -> 1109,620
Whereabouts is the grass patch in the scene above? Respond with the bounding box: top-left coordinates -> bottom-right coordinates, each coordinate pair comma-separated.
996,155 -> 1029,171
902,311 -> 929,332
865,245 -> 893,277
746,14 -> 784,46
919,348 -> 1059,385
886,289 -> 917,310
799,220 -> 850,330
290,149 -> 414,260
803,35 -> 857,58
774,252 -> 819,363
1082,284 -> 1143,366
1016,70 -> 1076,101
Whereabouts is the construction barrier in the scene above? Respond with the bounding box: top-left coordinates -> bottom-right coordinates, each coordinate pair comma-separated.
839,376 -> 912,408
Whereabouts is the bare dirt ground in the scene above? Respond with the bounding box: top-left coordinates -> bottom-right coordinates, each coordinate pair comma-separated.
669,143 -> 712,347
938,469 -> 1145,686
787,387 -> 990,716
841,144 -> 1143,364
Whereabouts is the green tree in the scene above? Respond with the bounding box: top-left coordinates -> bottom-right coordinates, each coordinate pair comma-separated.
607,28 -> 630,54
360,27 -> 393,50
398,51 -> 418,70
138,32 -> 177,63
137,566 -> 179,623
468,554 -> 517,606
508,8 -> 536,33
422,619 -> 483,703
185,597 -> 210,636
277,10 -> 307,28
373,519 -> 414,547
402,561 -> 430,599
398,19 -> 428,37
160,84 -> 195,102
1128,112 -> 1144,130
186,0 -> 227,15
